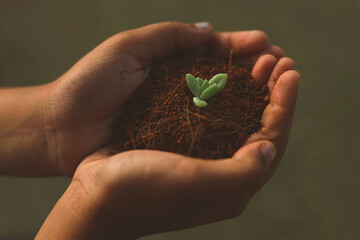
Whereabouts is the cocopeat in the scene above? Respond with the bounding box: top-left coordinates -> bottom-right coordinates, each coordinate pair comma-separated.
110,53 -> 269,159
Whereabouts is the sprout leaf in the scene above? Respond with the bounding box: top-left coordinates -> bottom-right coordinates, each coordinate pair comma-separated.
209,73 -> 228,91
185,73 -> 228,108
196,77 -> 205,87
186,74 -> 200,97
199,83 -> 220,100
199,80 -> 210,94
193,97 -> 208,108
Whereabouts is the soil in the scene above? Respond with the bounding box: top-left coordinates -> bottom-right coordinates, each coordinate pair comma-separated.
109,51 -> 269,159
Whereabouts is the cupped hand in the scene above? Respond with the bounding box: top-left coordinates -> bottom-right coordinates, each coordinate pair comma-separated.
37,22 -> 300,239
43,22 -> 285,176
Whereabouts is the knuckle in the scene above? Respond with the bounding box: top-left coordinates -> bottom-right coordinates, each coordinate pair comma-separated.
102,32 -> 135,55
111,31 -> 136,47
162,21 -> 182,28
155,21 -> 183,33
250,126 -> 289,155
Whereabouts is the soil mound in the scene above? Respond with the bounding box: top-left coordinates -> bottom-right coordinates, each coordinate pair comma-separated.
109,53 -> 269,159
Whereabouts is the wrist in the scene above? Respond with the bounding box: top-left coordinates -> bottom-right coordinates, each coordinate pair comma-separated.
36,170 -> 136,240
36,180 -> 94,240
0,84 -> 60,176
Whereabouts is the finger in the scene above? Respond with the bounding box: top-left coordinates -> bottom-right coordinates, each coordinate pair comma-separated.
211,30 -> 269,58
264,70 -> 301,136
113,21 -> 213,65
251,54 -> 278,84
246,70 -> 301,177
268,57 -> 296,92
248,45 -> 285,68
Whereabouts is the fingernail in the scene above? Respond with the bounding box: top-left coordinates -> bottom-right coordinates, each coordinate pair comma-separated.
260,141 -> 276,171
194,22 -> 211,30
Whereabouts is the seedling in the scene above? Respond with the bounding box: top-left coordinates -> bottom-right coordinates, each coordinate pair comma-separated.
185,73 -> 228,108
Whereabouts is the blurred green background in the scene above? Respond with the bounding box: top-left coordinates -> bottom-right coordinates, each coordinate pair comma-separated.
1,0 -> 359,239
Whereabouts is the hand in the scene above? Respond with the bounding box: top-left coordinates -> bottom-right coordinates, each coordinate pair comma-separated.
36,22 -> 300,239
38,22 -> 285,176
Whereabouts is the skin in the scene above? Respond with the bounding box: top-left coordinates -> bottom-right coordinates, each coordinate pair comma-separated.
0,22 -> 300,239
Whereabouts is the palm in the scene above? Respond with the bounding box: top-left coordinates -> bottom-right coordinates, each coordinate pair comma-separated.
74,147 -> 263,238
46,37 -> 149,176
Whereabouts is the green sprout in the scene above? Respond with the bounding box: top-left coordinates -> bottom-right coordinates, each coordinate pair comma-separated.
185,73 -> 228,108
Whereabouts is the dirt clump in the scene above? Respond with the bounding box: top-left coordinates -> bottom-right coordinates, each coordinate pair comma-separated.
109,53 -> 269,159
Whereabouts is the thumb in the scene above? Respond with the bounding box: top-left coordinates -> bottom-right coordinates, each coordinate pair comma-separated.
216,140 -> 277,196
232,140 -> 277,174
113,21 -> 213,65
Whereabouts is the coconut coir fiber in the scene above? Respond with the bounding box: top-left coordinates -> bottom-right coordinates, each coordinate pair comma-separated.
109,53 -> 269,159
